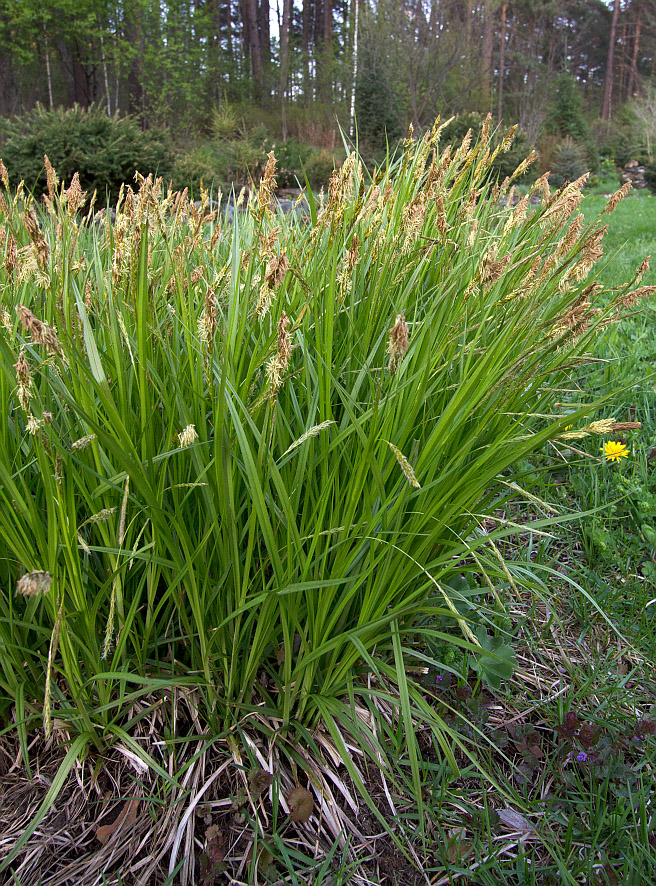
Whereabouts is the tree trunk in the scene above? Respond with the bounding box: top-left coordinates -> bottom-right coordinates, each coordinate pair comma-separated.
258,0 -> 271,81
302,0 -> 311,100
602,0 -> 621,121
317,0 -> 332,102
619,20 -> 627,99
497,1 -> 507,123
628,12 -> 642,98
43,24 -> 54,109
349,0 -> 359,136
280,0 -> 292,138
124,0 -> 144,117
481,0 -> 495,109
244,0 -> 263,101
99,29 -> 111,115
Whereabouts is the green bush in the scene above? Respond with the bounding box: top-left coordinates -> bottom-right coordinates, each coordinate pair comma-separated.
644,162 -> 656,193
303,148 -> 338,189
355,43 -> 404,153
264,137 -> 314,188
170,142 -> 228,195
0,104 -> 172,202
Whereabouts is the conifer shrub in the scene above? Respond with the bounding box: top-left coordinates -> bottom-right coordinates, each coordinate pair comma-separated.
0,104 -> 172,201
550,137 -> 590,189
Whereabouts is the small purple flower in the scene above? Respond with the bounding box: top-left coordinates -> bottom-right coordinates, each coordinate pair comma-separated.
577,752 -> 588,762
633,735 -> 642,742
435,674 -> 444,684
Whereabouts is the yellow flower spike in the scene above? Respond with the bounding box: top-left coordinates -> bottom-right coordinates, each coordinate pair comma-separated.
601,441 -> 629,462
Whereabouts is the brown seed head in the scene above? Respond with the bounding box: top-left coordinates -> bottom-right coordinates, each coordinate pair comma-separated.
603,181 -> 631,214
44,155 -> 59,203
264,252 -> 289,289
24,209 -> 49,270
499,125 -> 518,153
0,158 -> 8,189
388,313 -> 409,375
65,172 -> 87,216
346,234 -> 360,271
277,311 -> 292,370
531,172 -> 551,202
4,231 -> 18,276
481,112 -> 492,148
191,264 -> 205,285
615,285 -> 656,311
257,151 -> 278,220
17,305 -> 63,356
14,349 -> 30,387
16,570 -> 52,597
632,256 -> 650,287
203,286 -> 218,344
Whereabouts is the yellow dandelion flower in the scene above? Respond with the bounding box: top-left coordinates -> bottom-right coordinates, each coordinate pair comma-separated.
601,440 -> 629,462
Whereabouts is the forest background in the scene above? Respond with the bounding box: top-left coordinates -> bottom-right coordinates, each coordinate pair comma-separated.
2,0 -> 656,195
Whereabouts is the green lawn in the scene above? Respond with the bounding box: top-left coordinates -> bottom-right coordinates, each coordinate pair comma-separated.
412,190 -> 656,885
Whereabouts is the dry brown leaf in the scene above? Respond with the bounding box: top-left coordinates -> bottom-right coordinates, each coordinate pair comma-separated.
96,797 -> 140,845
248,767 -> 273,797
287,786 -> 313,823
497,807 -> 534,833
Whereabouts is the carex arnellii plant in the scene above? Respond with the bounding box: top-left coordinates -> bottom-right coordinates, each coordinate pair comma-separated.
0,123 -> 650,844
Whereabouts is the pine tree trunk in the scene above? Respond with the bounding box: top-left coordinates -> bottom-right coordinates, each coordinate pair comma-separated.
349,0 -> 359,136
481,0 -> 494,109
302,0 -> 311,100
602,0 -> 621,121
43,24 -> 54,109
242,0 -> 263,101
628,12 -> 642,98
280,0 -> 292,139
497,1 -> 507,123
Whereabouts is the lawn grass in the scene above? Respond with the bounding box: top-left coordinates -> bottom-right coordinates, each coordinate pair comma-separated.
411,191 -> 656,885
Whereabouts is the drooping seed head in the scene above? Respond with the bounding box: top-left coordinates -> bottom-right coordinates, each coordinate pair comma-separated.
388,314 -> 409,375
44,155 -> 59,203
16,570 -> 52,597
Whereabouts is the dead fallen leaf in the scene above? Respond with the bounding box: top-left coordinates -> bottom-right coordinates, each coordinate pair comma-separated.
497,807 -> 533,833
96,797 -> 140,845
248,767 -> 273,797
287,786 -> 313,823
